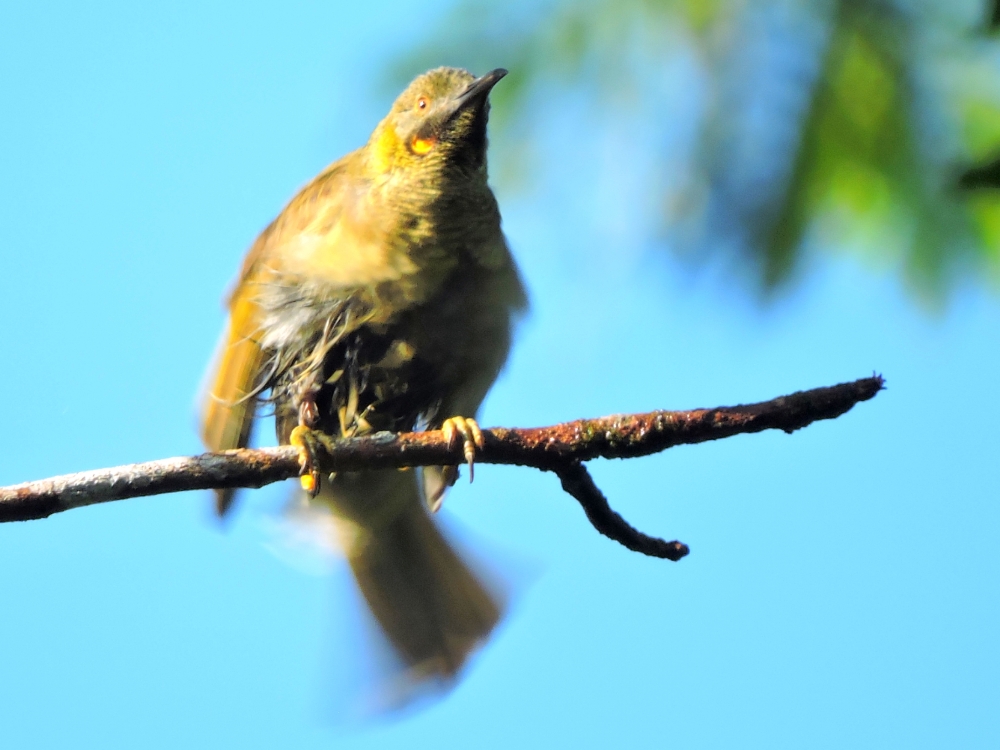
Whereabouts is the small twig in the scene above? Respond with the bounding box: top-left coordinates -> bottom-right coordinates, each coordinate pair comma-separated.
0,375 -> 883,558
555,461 -> 689,561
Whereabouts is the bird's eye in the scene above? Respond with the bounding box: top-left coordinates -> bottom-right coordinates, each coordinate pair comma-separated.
416,97 -> 428,110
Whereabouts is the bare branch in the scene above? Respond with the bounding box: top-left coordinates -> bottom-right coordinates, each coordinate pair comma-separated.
0,375 -> 883,557
554,461 -> 689,561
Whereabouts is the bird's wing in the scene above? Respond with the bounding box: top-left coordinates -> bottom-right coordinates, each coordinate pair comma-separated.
200,287 -> 267,454
198,157 -> 413,515
245,155 -> 420,293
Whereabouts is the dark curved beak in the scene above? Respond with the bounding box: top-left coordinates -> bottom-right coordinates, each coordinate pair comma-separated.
449,68 -> 508,116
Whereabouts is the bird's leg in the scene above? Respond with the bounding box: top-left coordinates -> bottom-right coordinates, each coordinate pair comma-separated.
441,416 -> 484,483
289,425 -> 339,497
289,397 -> 335,496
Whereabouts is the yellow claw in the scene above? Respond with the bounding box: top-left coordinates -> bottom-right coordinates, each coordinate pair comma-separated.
300,473 -> 317,495
289,425 -> 326,497
441,416 -> 484,483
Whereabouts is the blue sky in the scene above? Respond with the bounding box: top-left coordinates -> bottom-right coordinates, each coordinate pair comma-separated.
1,1 -> 998,747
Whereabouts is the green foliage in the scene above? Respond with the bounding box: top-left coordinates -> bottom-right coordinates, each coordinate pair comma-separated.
398,0 -> 1000,302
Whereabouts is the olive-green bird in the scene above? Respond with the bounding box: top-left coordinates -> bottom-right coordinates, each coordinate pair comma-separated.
199,67 -> 525,691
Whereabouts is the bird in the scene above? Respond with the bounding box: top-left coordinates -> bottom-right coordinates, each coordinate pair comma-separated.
199,66 -> 526,697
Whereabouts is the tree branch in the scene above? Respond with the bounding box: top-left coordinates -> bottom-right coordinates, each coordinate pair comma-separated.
0,375 -> 884,558
554,461 -> 689,561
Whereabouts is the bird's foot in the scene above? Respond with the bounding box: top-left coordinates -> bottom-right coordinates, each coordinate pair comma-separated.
289,425 -> 337,497
441,416 -> 484,483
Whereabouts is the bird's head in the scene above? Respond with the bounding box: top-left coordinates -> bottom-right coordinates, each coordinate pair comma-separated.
367,67 -> 507,178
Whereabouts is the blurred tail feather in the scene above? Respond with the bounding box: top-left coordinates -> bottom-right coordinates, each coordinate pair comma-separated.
324,469 -> 502,686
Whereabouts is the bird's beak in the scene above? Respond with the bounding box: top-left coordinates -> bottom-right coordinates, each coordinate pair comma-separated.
447,68 -> 508,118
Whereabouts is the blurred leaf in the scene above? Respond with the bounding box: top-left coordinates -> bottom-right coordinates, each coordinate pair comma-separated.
390,0 -> 733,115
960,98 -> 1000,159
398,0 -> 1000,304
959,156 -> 1000,189
768,3 -> 962,294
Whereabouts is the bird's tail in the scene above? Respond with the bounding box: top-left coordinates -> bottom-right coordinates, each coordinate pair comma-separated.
320,468 -> 502,694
